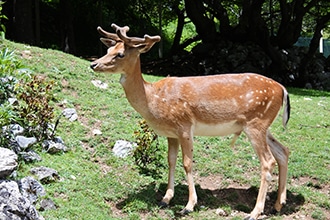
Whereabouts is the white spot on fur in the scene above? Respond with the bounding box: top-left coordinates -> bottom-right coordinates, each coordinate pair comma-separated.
264,101 -> 272,113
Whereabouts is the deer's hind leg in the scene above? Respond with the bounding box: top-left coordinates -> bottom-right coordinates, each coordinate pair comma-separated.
267,130 -> 290,212
244,125 -> 276,220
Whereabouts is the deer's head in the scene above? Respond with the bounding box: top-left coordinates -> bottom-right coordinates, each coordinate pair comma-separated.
90,23 -> 161,73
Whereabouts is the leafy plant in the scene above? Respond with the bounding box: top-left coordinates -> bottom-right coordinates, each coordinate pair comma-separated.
0,102 -> 19,146
0,1 -> 7,39
0,48 -> 29,104
15,75 -> 57,141
133,119 -> 166,178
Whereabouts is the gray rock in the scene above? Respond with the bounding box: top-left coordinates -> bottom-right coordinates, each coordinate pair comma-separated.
91,79 -> 108,89
30,166 -> 59,184
39,198 -> 56,211
19,150 -> 42,162
0,148 -> 18,178
19,177 -> 46,204
53,136 -> 64,144
92,129 -> 102,135
62,108 -> 78,121
8,97 -> 18,105
113,140 -> 137,158
15,136 -> 37,149
0,180 -> 42,220
2,124 -> 24,136
42,138 -> 67,154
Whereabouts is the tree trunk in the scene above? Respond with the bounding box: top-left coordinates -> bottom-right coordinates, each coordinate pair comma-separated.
275,0 -> 319,49
297,13 -> 330,87
34,0 -> 40,46
184,0 -> 217,43
205,0 -> 231,35
170,5 -> 185,55
13,0 -> 34,44
59,0 -> 76,54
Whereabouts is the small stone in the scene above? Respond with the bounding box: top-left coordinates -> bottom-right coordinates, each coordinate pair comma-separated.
6,124 -> 24,136
30,166 -> 59,184
91,80 -> 108,89
92,129 -> 102,135
43,138 -> 68,154
19,150 -> 42,162
62,108 -> 78,121
216,208 -> 228,216
39,198 -> 57,211
15,135 -> 37,149
113,140 -> 137,158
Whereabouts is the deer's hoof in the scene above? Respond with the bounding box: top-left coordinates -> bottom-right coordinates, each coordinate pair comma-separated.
270,207 -> 280,215
179,208 -> 192,215
158,201 -> 168,208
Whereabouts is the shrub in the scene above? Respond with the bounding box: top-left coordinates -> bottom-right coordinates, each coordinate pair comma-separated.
0,47 -> 57,146
0,48 -> 30,104
0,1 -> 7,39
133,120 -> 166,179
15,75 -> 57,141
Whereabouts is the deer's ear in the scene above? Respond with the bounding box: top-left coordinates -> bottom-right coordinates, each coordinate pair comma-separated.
100,38 -> 116,48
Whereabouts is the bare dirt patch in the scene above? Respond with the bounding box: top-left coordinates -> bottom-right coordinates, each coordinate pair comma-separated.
181,174 -> 329,219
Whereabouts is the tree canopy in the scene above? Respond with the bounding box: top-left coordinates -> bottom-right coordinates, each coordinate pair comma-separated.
2,0 -> 330,88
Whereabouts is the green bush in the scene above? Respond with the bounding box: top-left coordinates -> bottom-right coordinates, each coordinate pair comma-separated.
0,1 -> 7,39
133,120 -> 166,179
0,47 -> 57,146
0,48 -> 30,104
15,76 -> 57,141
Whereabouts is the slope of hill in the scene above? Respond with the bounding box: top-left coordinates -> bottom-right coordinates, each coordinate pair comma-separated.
2,40 -> 330,220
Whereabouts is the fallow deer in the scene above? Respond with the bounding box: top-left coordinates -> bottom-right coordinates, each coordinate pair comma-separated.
90,24 -> 290,220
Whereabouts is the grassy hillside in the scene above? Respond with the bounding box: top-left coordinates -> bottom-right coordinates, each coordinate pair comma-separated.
3,40 -> 330,220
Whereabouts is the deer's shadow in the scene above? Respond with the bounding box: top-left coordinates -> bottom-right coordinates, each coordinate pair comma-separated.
116,182 -> 304,217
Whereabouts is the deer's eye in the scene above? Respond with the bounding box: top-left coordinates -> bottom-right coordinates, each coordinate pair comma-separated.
116,53 -> 125,58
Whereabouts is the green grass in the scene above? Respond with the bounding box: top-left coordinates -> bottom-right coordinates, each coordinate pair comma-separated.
3,39 -> 330,219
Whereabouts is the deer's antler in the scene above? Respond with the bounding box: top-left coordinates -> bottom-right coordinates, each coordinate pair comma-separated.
97,26 -> 121,41
111,23 -> 161,52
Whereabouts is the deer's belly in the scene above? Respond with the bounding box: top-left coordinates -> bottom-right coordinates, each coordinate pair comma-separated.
193,121 -> 242,136
147,120 -> 243,138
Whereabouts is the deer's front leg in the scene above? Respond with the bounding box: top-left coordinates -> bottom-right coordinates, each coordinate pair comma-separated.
179,131 -> 197,214
160,138 -> 179,207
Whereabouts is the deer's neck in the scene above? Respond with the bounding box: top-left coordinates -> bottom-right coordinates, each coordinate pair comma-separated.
120,58 -> 151,118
